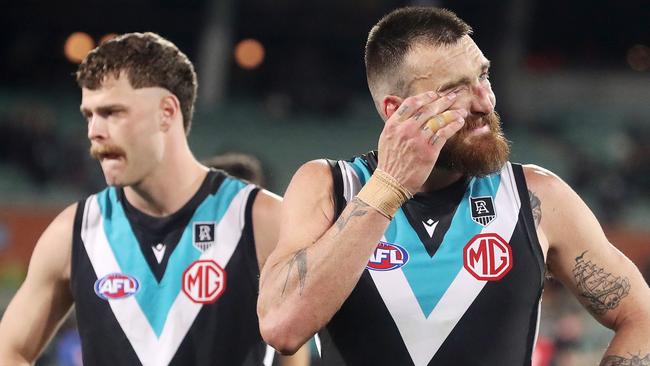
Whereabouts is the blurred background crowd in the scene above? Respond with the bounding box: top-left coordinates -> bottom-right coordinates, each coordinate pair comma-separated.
1,0 -> 648,365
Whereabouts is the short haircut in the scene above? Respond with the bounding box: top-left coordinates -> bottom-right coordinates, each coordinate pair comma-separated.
365,7 -> 472,99
76,32 -> 198,134
204,152 -> 265,186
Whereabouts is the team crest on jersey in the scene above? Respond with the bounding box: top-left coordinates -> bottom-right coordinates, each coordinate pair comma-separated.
463,233 -> 513,281
182,260 -> 227,304
94,273 -> 140,300
366,241 -> 409,271
193,221 -> 216,252
470,196 -> 496,226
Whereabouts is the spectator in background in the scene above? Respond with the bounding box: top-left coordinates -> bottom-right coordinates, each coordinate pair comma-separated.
205,151 -> 266,187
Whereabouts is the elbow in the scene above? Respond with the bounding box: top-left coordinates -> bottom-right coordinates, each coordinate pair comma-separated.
259,313 -> 308,355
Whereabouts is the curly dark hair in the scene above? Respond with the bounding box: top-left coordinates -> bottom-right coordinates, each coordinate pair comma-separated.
76,32 -> 198,134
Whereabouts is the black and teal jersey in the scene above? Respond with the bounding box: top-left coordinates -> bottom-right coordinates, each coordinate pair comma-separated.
321,152 -> 545,366
71,170 -> 270,366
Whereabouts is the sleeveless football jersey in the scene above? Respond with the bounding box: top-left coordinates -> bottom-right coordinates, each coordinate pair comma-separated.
321,152 -> 545,366
71,170 -> 269,366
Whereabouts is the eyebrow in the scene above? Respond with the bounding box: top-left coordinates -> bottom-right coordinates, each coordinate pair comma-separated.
79,104 -> 127,117
437,60 -> 491,92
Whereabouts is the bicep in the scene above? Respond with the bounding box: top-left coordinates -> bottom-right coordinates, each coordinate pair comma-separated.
253,189 -> 283,270
529,168 -> 649,328
263,160 -> 336,270
0,204 -> 76,361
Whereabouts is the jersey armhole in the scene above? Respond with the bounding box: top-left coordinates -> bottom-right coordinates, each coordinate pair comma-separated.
70,198 -> 88,297
511,163 -> 546,286
244,187 -> 262,277
326,159 -> 346,219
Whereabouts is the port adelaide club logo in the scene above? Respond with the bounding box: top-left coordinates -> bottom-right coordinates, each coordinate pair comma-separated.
366,241 -> 409,271
193,221 -> 216,252
94,273 -> 140,300
470,196 -> 496,226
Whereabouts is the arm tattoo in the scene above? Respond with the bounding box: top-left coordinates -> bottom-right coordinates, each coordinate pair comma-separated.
573,250 -> 630,315
278,200 -> 368,298
334,198 -> 369,235
600,353 -> 650,366
281,248 -> 308,297
528,189 -> 541,228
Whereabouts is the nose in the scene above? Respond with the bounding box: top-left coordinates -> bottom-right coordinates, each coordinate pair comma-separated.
469,83 -> 495,116
87,115 -> 108,141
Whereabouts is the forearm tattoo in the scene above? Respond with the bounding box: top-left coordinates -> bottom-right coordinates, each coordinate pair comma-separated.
281,248 -> 308,297
528,189 -> 541,228
334,198 -> 369,235
573,251 -> 630,315
600,353 -> 650,366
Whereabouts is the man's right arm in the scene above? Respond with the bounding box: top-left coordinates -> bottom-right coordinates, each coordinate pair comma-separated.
0,204 -> 76,365
257,160 -> 391,353
257,91 -> 466,354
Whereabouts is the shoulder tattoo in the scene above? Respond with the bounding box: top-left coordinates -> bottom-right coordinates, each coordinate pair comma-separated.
528,189 -> 541,228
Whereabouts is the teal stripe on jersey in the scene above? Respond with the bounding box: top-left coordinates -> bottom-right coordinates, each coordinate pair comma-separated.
97,177 -> 248,337
383,173 -> 502,317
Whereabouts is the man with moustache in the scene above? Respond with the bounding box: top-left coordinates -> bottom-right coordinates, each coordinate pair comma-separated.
0,32 -> 285,365
257,7 -> 650,366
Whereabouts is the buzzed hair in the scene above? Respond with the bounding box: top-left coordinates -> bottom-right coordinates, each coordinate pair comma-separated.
365,7 -> 472,100
76,32 -> 198,134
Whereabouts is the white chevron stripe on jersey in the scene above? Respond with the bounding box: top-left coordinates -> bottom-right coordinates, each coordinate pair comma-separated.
338,160 -> 361,203
369,163 -> 522,366
80,184 -> 255,366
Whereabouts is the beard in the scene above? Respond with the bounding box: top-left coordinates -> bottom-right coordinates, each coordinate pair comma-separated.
436,111 -> 510,177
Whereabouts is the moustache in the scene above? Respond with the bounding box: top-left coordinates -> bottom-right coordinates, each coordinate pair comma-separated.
90,144 -> 126,161
457,112 -> 500,134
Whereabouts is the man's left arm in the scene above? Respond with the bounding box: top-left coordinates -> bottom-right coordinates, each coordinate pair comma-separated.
525,165 -> 650,365
252,189 -> 312,365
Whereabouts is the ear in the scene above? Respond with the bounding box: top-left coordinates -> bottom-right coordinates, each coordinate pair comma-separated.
159,94 -> 181,132
382,95 -> 404,121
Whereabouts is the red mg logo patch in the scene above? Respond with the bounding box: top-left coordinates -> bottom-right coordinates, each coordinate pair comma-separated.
463,233 -> 513,281
367,242 -> 409,271
182,260 -> 227,304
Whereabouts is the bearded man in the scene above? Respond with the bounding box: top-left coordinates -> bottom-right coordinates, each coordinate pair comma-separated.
257,6 -> 650,366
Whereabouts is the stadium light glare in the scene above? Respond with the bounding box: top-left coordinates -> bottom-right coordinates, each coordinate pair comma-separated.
234,39 -> 265,70
64,32 -> 95,64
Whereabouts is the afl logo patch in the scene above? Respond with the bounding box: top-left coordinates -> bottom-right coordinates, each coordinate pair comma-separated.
367,242 -> 409,271
94,273 -> 140,300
